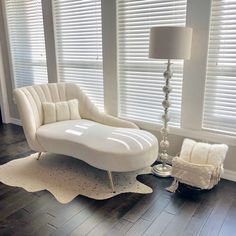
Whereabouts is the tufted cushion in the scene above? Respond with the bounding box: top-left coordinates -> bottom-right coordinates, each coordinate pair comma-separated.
42,99 -> 81,124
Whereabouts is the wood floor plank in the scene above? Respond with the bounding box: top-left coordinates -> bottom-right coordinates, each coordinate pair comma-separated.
164,194 -> 185,215
87,217 -> 120,236
70,212 -> 107,235
0,188 -> 30,206
0,194 -> 37,221
124,218 -> 152,236
0,132 -> 26,147
51,206 -> 94,236
14,213 -> 54,236
218,198 -> 236,236
0,189 -> 38,221
8,194 -> 59,235
87,195 -> 138,236
33,223 -> 57,236
47,197 -> 94,228
52,200 -> 104,236
123,190 -> 162,223
141,194 -> 170,222
0,150 -> 34,165
69,193 -> 138,235
143,211 -> 174,236
69,198 -> 120,236
182,198 -> 216,236
161,201 -> 200,236
0,186 -> 20,200
199,195 -> 234,236
0,141 -> 30,159
0,183 -> 10,190
0,192 -> 58,235
22,192 -> 55,215
104,219 -> 133,236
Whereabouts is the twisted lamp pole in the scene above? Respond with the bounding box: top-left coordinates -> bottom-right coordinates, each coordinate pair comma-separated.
152,59 -> 172,177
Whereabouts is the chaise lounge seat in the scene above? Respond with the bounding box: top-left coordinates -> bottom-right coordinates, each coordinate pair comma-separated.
36,119 -> 158,172
14,83 -> 158,191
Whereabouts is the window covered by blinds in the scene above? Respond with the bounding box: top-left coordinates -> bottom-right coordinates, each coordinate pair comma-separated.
53,0 -> 104,110
118,0 -> 187,127
203,0 -> 236,135
5,0 -> 48,88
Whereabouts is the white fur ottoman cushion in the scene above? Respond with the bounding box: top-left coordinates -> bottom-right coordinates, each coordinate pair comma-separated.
180,138 -> 228,166
167,138 -> 228,191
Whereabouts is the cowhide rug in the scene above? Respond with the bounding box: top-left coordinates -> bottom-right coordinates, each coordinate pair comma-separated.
0,153 -> 153,204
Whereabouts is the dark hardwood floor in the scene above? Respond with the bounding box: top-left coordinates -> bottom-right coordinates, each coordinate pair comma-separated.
0,123 -> 236,236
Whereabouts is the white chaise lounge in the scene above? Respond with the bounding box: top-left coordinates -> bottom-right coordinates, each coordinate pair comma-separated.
14,83 -> 158,191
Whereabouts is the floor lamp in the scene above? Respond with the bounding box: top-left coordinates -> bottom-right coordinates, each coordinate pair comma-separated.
149,26 -> 192,177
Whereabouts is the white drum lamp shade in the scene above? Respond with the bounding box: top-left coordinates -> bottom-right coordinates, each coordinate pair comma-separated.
149,27 -> 192,60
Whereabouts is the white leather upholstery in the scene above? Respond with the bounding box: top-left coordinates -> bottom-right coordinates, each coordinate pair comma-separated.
36,119 -> 158,172
14,83 -> 158,172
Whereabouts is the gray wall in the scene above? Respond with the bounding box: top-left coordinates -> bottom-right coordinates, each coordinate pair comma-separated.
0,0 -> 235,174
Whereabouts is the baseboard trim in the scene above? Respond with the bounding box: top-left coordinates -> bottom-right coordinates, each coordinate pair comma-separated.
9,117 -> 22,126
222,169 -> 236,182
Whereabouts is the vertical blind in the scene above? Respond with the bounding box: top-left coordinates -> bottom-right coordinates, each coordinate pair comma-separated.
5,0 -> 48,88
203,0 -> 236,135
117,0 -> 187,127
53,0 -> 104,110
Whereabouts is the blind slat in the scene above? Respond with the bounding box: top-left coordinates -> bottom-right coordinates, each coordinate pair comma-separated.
53,0 -> 104,110
5,0 -> 48,88
203,0 -> 236,135
118,0 -> 187,127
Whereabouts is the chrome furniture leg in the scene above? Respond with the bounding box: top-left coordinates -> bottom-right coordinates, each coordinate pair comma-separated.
37,152 -> 42,160
107,171 -> 115,193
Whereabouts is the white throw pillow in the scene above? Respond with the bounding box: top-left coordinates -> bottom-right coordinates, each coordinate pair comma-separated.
68,99 -> 81,120
180,138 -> 228,167
42,102 -> 56,124
56,101 -> 70,122
42,99 -> 81,124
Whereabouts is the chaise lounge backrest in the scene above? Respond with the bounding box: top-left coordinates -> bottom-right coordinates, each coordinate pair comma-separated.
14,83 -> 138,152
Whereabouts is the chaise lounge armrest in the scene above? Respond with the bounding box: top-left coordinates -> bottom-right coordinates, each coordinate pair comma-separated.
94,112 -> 139,129
70,84 -> 139,129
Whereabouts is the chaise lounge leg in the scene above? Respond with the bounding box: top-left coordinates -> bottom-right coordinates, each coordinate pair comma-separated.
37,152 -> 42,160
107,171 -> 115,193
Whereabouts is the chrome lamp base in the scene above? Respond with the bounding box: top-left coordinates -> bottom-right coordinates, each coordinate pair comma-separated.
152,163 -> 172,177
